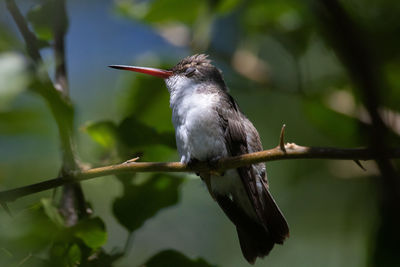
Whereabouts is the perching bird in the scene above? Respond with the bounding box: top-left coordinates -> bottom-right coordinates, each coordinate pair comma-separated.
110,54 -> 289,264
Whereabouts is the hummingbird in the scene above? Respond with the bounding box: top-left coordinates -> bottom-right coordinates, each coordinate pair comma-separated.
110,54 -> 289,264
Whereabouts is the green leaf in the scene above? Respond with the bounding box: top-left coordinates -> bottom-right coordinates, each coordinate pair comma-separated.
73,217 -> 107,249
119,73 -> 173,131
115,0 -> 205,25
49,242 -> 81,266
0,52 -> 29,110
216,0 -> 241,14
144,249 -> 216,267
113,174 -> 184,232
67,244 -> 81,266
118,115 -> 176,149
40,198 -> 64,227
27,0 -> 69,42
122,75 -> 167,117
85,121 -> 118,148
27,2 -> 54,41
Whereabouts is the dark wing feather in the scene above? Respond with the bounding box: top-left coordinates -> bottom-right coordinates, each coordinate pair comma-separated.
215,194 -> 274,264
216,92 -> 267,225
216,91 -> 289,263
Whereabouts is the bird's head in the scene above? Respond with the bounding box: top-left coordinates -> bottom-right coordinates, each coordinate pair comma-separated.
109,54 -> 227,93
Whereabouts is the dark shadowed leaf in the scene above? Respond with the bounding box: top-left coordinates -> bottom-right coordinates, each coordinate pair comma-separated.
49,242 -> 81,266
143,249 -> 217,267
41,198 -> 64,227
84,116 -> 175,162
113,174 -> 184,232
72,217 -> 107,249
83,249 -> 125,267
118,115 -> 175,149
122,76 -> 167,118
120,74 -> 173,132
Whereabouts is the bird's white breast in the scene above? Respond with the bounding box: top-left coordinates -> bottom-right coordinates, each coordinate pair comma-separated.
166,76 -> 227,163
165,75 -> 260,220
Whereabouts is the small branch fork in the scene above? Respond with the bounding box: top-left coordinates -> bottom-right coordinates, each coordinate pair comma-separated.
1,139 -> 399,203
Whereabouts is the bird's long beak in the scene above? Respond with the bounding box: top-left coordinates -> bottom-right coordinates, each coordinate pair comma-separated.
109,65 -> 172,79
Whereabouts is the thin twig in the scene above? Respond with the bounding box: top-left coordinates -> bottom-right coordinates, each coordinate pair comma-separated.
0,144 -> 399,203
5,0 -> 42,63
53,0 -> 69,96
279,124 -> 286,152
0,203 -> 12,217
353,160 -> 366,171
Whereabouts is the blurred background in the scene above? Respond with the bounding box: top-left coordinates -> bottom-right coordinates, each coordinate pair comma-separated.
0,0 -> 400,266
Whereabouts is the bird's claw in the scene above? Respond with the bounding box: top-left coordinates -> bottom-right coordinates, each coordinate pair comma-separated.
208,156 -> 225,176
187,158 -> 200,176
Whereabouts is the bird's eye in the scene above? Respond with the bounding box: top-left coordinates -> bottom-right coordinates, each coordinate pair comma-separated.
185,67 -> 196,77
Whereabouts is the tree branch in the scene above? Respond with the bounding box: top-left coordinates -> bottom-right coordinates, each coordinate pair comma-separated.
6,0 -> 87,224
313,1 -> 400,265
51,0 -> 87,224
5,0 -> 42,63
0,143 -> 399,203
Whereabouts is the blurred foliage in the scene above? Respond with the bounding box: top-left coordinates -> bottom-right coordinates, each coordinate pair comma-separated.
1,0 -> 400,266
0,199 -> 107,266
143,249 -> 217,267
113,174 -> 183,233
0,52 -> 29,110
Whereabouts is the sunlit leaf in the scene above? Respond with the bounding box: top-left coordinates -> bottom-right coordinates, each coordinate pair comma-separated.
85,121 -> 118,148
113,174 -> 184,232
73,217 -> 107,249
144,249 -> 216,267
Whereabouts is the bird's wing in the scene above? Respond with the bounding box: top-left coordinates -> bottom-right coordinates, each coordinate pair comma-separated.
216,91 -> 289,242
215,92 -> 265,221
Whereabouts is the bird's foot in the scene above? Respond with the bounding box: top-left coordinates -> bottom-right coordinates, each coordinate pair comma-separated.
187,158 -> 200,176
207,156 -> 224,176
